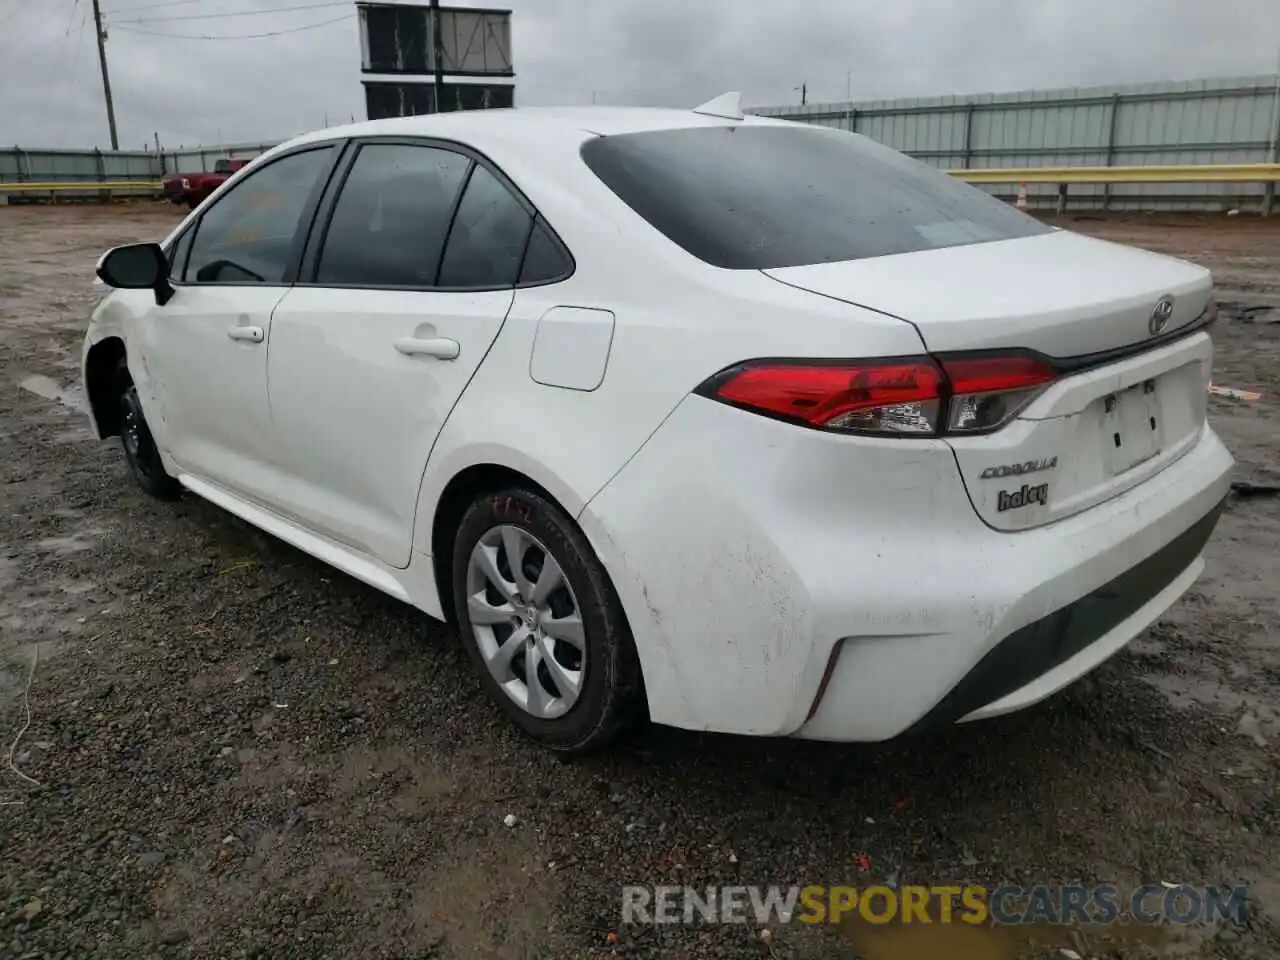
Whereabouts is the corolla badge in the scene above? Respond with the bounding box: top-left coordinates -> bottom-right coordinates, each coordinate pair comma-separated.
978,456 -> 1058,480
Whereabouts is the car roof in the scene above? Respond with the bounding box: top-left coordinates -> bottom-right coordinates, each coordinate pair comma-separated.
277,104 -> 789,153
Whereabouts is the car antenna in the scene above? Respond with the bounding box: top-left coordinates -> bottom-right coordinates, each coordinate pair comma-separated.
692,91 -> 744,121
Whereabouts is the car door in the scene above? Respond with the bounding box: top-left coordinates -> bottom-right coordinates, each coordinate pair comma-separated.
267,139 -> 537,567
131,143 -> 339,503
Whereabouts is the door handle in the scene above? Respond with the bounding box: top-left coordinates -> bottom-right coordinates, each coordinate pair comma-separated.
394,336 -> 460,360
227,325 -> 264,343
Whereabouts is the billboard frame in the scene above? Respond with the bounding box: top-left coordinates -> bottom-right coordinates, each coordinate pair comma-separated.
362,79 -> 515,119
356,2 -> 514,78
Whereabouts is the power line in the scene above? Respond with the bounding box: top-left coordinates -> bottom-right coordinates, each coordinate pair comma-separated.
107,0 -> 200,11
0,2 -> 79,80
111,10 -> 352,39
64,0 -> 81,36
112,0 -> 351,23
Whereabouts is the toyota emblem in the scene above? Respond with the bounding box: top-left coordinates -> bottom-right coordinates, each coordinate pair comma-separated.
1149,295 -> 1175,336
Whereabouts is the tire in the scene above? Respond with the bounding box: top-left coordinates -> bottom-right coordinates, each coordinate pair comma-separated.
451,487 -> 644,753
115,359 -> 181,501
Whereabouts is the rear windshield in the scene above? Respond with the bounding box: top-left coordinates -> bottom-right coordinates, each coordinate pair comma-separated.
579,124 -> 1051,269
214,159 -> 233,173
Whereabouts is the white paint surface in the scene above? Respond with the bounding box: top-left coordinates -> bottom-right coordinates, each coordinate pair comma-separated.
529,307 -> 615,391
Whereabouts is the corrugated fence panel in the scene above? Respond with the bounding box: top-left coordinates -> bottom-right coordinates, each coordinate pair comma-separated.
5,80 -> 1280,211
753,73 -> 1280,212
160,142 -> 272,175
0,142 -> 279,184
102,153 -> 159,179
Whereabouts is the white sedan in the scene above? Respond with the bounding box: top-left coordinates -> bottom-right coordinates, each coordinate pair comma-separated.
82,95 -> 1233,752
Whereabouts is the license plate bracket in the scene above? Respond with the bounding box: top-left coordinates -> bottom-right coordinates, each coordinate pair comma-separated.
1102,378 -> 1162,476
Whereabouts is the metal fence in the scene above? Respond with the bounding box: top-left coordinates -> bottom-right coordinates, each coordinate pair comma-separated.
5,74 -> 1280,211
751,74 -> 1280,211
0,147 -> 157,183
0,142 -> 276,184
159,142 -> 276,175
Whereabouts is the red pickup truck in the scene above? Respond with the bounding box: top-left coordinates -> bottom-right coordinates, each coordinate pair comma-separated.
161,157 -> 250,209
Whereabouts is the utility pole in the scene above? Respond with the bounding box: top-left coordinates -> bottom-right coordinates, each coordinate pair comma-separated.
1266,45 -> 1280,216
91,0 -> 119,149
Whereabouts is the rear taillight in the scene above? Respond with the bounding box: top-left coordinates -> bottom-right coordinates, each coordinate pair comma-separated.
698,353 -> 1058,437
939,355 -> 1058,434
705,359 -> 944,436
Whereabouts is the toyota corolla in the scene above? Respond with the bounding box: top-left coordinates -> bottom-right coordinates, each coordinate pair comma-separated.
81,96 -> 1233,752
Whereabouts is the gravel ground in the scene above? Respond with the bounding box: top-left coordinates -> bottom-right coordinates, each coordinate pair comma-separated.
0,205 -> 1277,960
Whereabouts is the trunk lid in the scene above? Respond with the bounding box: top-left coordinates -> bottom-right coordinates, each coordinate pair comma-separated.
765,229 -> 1215,531
764,229 -> 1212,357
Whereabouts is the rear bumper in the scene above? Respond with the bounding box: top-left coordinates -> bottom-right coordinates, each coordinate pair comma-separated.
907,497 -> 1222,732
580,396 -> 1233,741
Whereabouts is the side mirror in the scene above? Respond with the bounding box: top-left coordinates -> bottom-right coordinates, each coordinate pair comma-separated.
96,243 -> 175,306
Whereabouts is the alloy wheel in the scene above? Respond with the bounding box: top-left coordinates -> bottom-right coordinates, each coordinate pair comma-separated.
465,524 -> 586,719
120,388 -> 154,479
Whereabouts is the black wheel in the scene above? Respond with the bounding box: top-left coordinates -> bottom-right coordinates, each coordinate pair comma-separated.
115,359 -> 181,501
452,487 -> 645,753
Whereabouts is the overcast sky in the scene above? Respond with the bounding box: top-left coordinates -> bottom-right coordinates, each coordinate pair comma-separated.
1,0 -> 1278,150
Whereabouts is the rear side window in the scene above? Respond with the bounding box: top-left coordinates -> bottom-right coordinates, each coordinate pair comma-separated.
437,165 -> 534,288
580,125 -> 1051,269
518,220 -> 572,285
185,146 -> 333,284
317,143 -> 470,287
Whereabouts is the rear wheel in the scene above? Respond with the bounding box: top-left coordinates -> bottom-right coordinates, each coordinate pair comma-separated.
451,487 -> 644,753
116,360 -> 180,500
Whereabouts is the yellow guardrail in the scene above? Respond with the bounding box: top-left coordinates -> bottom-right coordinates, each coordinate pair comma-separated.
952,163 -> 1280,184
0,180 -> 162,193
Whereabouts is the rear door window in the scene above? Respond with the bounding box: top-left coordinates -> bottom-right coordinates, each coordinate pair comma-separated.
580,125 -> 1051,269
316,143 -> 470,287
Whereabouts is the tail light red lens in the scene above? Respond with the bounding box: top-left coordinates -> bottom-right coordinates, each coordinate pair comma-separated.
707,359 -> 946,436
699,353 -> 1058,437
940,355 -> 1058,434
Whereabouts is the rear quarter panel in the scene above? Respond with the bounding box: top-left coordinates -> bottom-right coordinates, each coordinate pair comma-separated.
409,128 -> 930,605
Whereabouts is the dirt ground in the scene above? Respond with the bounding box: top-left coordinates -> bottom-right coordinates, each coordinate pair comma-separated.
0,204 -> 1277,960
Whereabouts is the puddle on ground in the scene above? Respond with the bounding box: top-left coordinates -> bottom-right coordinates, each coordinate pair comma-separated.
19,374 -> 87,412
58,579 -> 99,596
1141,671 -> 1279,744
36,525 -> 107,555
51,427 -> 95,444
1143,673 -> 1253,713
